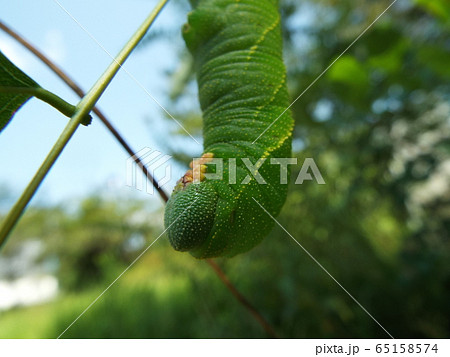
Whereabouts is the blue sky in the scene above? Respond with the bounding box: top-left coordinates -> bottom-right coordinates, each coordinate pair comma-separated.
0,0 -> 198,208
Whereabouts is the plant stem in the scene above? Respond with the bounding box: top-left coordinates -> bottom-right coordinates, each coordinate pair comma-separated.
0,20 -> 169,202
0,0 -> 169,248
0,86 -> 91,125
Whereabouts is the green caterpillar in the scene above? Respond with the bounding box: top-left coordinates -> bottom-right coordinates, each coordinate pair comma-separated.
164,0 -> 294,258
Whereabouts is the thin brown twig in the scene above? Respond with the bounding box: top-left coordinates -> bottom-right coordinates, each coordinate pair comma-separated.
206,259 -> 280,338
0,20 -> 169,203
0,19 -> 279,339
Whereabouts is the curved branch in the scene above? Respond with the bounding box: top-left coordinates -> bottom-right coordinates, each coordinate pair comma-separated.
0,1 -> 169,247
0,20 -> 169,203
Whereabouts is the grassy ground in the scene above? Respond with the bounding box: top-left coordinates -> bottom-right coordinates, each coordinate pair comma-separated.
0,291 -> 99,338
0,243 -> 265,339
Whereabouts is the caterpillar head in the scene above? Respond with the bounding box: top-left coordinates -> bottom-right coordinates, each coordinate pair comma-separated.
164,153 -> 218,252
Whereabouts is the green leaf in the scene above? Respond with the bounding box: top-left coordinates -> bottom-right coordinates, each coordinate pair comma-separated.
327,55 -> 368,88
414,0 -> 450,22
0,51 -> 93,128
0,51 -> 39,133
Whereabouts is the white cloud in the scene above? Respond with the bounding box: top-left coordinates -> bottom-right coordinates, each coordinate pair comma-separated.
43,29 -> 66,64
